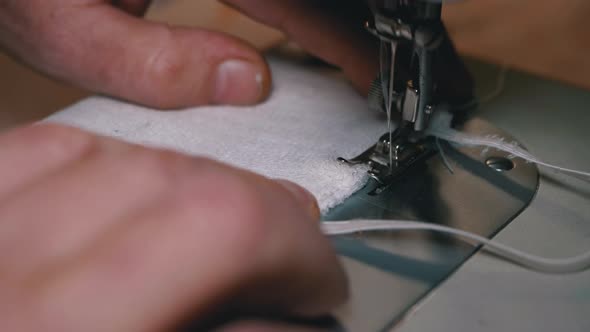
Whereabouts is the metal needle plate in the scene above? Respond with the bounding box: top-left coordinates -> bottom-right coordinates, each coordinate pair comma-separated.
324,117 -> 539,331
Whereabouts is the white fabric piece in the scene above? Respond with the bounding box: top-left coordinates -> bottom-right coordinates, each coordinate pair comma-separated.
46,57 -> 387,213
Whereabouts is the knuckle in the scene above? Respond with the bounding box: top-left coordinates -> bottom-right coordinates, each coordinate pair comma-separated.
133,155 -> 286,261
211,177 -> 280,257
222,179 -> 270,231
147,48 -> 185,88
122,147 -> 191,190
21,124 -> 98,161
141,29 -> 189,106
181,164 -> 273,248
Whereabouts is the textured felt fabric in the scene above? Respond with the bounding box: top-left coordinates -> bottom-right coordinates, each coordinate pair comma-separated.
46,57 -> 387,213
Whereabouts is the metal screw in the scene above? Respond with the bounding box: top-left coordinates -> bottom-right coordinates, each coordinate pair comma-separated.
485,157 -> 515,172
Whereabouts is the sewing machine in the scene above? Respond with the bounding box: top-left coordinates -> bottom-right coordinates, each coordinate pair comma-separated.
367,0 -> 453,131
325,1 -> 543,329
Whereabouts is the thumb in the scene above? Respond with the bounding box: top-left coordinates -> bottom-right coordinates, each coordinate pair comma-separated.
17,2 -> 271,108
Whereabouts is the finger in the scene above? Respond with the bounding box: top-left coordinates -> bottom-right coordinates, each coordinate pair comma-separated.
0,124 -> 132,201
23,164 -> 346,331
10,0 -> 271,108
222,0 -> 379,94
0,136 -> 197,278
0,124 -> 101,200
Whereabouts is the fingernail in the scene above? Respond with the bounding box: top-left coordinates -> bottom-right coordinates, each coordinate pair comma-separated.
213,59 -> 264,105
276,180 -> 321,220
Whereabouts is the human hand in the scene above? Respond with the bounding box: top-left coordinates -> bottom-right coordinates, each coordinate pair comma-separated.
0,0 -> 378,109
0,124 -> 347,331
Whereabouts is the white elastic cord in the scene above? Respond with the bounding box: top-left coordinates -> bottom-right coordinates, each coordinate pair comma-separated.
322,220 -> 590,274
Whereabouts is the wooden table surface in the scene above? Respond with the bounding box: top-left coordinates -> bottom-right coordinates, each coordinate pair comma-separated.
1,0 -> 588,130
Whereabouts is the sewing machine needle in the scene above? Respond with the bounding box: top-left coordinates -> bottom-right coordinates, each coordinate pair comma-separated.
379,40 -> 390,113
379,39 -> 397,173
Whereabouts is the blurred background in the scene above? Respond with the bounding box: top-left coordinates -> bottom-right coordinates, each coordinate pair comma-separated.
1,0 -> 588,130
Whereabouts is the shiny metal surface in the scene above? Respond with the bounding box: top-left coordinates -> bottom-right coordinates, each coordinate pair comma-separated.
324,117 -> 539,331
393,59 -> 590,332
338,128 -> 436,195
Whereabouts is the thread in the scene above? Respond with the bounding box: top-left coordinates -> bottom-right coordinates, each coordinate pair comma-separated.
426,110 -> 590,180
435,137 -> 455,174
453,64 -> 509,112
379,40 -> 396,172
322,219 -> 590,274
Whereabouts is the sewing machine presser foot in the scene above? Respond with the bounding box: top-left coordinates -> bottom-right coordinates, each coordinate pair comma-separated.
338,127 -> 436,195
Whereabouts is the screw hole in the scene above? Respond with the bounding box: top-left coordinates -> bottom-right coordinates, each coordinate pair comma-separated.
486,157 -> 515,172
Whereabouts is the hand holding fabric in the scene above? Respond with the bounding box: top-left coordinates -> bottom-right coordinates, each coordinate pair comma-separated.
0,0 -> 378,108
0,124 -> 347,331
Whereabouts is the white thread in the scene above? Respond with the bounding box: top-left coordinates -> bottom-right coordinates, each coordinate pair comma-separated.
435,137 -> 455,174
430,64 -> 590,179
433,128 -> 590,179
427,111 -> 590,180
454,64 -> 509,111
479,65 -> 509,104
322,220 -> 590,274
